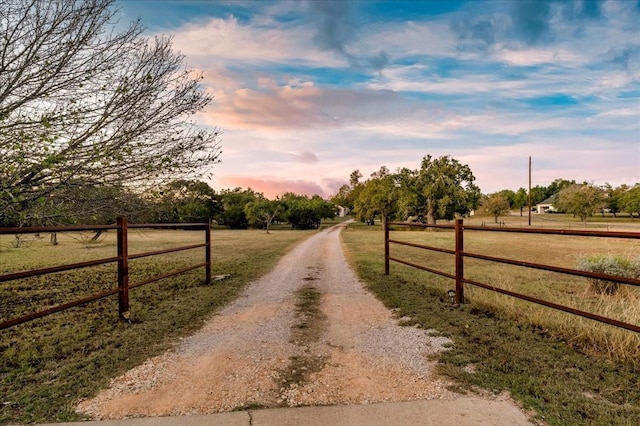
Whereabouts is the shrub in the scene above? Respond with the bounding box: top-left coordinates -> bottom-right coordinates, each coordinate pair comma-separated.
576,255 -> 640,295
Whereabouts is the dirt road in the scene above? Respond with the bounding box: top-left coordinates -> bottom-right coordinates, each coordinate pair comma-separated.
77,222 -> 533,423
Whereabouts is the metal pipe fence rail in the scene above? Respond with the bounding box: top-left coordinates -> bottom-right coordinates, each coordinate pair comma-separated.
0,217 -> 211,330
384,218 -> 640,333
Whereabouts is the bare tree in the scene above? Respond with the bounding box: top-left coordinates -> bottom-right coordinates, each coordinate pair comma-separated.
0,0 -> 221,226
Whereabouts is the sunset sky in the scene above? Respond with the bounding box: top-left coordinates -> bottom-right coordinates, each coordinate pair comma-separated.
116,0 -> 640,199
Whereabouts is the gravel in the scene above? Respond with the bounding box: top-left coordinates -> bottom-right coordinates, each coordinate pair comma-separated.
77,222 -> 458,419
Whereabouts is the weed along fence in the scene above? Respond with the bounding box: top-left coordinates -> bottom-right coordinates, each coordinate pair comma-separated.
384,218 -> 640,333
0,217 -> 211,330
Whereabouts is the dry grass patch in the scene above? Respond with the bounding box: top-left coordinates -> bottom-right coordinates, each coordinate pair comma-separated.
384,226 -> 640,364
0,228 -> 313,424
342,224 -> 640,425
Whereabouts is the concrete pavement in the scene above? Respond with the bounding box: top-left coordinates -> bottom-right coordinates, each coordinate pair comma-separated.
40,397 -> 535,426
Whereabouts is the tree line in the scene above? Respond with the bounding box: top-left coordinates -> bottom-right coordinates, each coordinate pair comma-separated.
4,153 -> 637,231
331,160 -> 640,227
331,155 -> 482,228
0,179 -> 337,231
483,180 -> 640,224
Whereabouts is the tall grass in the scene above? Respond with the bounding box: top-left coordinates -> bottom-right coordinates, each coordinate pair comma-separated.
341,224 -> 640,425
382,224 -> 640,365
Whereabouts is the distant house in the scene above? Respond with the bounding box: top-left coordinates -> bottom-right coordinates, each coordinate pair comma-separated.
335,205 -> 349,217
536,194 -> 558,213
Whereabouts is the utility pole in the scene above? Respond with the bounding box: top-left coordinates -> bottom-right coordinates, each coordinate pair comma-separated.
528,156 -> 532,226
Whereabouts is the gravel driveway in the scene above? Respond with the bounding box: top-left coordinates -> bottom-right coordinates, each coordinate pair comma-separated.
77,222 -> 532,423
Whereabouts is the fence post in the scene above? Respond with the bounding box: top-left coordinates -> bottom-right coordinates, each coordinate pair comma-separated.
205,219 -> 211,284
384,215 -> 390,275
455,218 -> 464,304
117,216 -> 130,320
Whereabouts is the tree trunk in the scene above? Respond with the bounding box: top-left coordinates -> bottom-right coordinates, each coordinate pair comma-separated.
90,230 -> 103,242
426,207 -> 435,225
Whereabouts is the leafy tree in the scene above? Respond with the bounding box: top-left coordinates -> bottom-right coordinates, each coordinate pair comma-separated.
497,189 -> 516,207
547,178 -> 576,197
153,180 -> 218,223
349,158 -> 480,226
279,192 -> 308,209
530,178 -> 579,211
0,0 -> 221,225
513,187 -> 529,216
330,184 -> 353,211
619,185 -> 640,217
331,169 -> 365,214
244,199 -> 282,233
530,185 -> 548,205
310,195 -> 337,222
394,167 -> 423,221
353,167 -> 400,229
416,155 -> 481,224
554,185 -> 606,224
218,188 -> 261,229
603,183 -> 628,217
282,193 -> 335,229
286,202 -> 319,230
484,193 -> 511,223
349,170 -> 363,187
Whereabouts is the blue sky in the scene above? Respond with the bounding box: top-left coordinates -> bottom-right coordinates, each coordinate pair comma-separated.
116,0 -> 640,198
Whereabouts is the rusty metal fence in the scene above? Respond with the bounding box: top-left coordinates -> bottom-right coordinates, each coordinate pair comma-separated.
384,218 -> 640,333
0,217 -> 211,330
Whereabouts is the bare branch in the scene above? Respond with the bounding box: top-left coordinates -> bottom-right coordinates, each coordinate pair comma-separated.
0,0 -> 222,226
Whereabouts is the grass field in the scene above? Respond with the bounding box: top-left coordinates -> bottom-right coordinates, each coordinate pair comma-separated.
342,217 -> 640,425
0,227 -> 313,424
2,216 -> 639,425
396,225 -> 638,358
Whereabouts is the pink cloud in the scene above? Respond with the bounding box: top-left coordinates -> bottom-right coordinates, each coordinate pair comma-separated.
292,151 -> 319,163
322,177 -> 349,197
217,176 -> 330,199
208,82 -> 332,131
197,74 -> 415,133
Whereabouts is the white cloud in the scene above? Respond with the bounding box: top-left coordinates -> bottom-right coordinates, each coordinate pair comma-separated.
596,108 -> 640,118
367,69 -> 530,95
142,1 -> 640,197
493,47 -> 587,67
361,20 -> 459,58
169,16 -> 342,67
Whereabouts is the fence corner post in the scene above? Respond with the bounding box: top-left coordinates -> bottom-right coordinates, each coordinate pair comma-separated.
384,215 -> 390,275
455,218 -> 464,304
117,216 -> 130,320
205,219 -> 212,285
